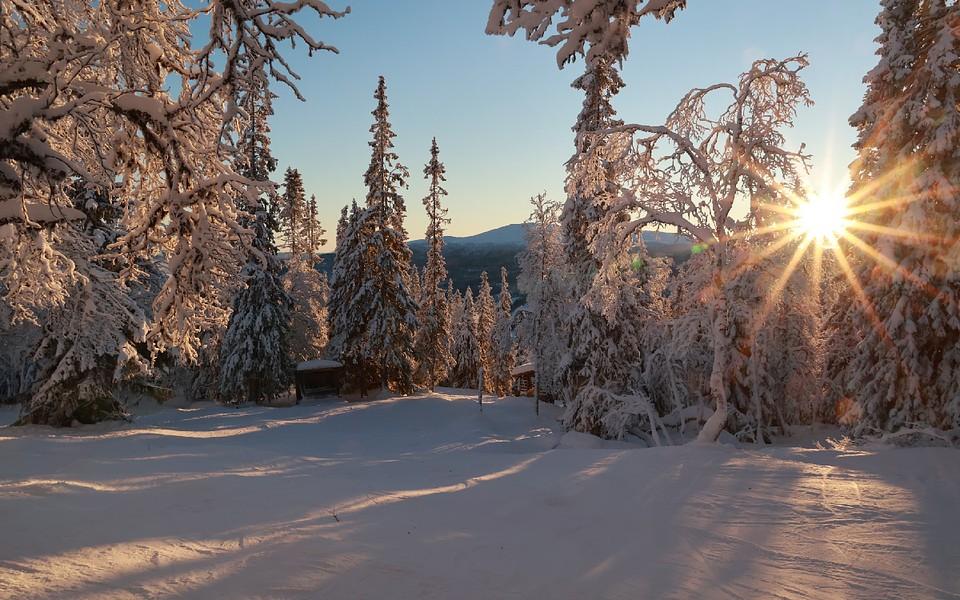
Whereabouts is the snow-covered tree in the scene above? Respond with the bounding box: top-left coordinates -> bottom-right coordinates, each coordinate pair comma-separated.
604,55 -> 813,442
17,185 -> 150,425
491,266 -> 516,397
449,288 -> 481,389
285,197 -> 329,365
305,194 -> 329,262
408,267 -> 423,307
218,72 -> 292,405
476,271 -> 498,392
839,0 -> 960,433
281,168 -> 308,258
362,76 -> 419,394
218,198 -> 292,405
516,193 -> 566,406
414,138 -> 455,389
285,260 -> 330,364
0,0 -> 348,360
328,201 -> 375,395
486,0 -> 686,67
556,56 -> 651,439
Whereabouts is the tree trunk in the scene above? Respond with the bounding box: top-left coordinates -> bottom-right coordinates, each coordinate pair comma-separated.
697,279 -> 729,443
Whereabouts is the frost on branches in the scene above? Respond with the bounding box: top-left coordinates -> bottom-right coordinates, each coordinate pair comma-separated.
486,0 -> 686,67
17,185 -> 151,426
606,55 -> 814,442
0,0 -> 347,361
838,0 -> 960,434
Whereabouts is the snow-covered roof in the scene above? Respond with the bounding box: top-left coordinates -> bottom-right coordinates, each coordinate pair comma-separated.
511,363 -> 535,376
0,200 -> 85,224
296,359 -> 343,372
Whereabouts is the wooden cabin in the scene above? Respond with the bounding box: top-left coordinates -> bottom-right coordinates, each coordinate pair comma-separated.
511,363 -> 535,397
295,359 -> 343,402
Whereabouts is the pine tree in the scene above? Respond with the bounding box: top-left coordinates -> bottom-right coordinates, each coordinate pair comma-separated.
285,205 -> 329,364
491,266 -> 516,397
449,287 -> 481,389
281,168 -> 308,258
559,56 -> 648,438
361,76 -> 419,394
408,267 -> 423,306
285,261 -> 330,365
306,194 -> 322,259
517,193 -> 567,407
219,198 -> 292,405
476,271 -> 498,392
841,0 -> 960,433
329,202 -> 372,394
218,72 -> 292,406
414,138 -> 455,389
327,204 -> 351,361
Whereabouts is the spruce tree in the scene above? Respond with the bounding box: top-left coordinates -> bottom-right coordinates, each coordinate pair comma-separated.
219,198 -> 292,404
327,204 -> 351,361
415,138 -> 455,389
842,0 -> 960,433
517,193 -> 567,407
329,201 -> 376,395
286,205 -> 329,364
218,74 -> 292,405
361,76 -> 419,394
492,266 -> 516,397
450,287 -> 481,389
281,168 -> 307,258
476,271 -> 497,392
306,194 -> 321,259
560,56 -> 646,437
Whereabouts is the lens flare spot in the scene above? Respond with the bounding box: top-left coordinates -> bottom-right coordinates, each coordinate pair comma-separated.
795,192 -> 849,244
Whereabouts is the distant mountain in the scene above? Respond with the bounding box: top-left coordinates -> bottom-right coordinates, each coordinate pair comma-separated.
412,223 -> 691,256
410,223 -> 526,248
318,224 -> 692,306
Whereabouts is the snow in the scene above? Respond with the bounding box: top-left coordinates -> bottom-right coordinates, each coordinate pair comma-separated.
296,358 -> 342,371
0,200 -> 85,223
511,362 -> 534,376
0,392 -> 958,599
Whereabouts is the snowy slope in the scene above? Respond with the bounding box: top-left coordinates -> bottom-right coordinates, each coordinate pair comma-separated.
0,393 -> 957,599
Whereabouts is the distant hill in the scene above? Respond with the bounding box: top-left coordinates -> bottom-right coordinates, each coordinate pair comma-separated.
410,223 -> 526,248
318,224 -> 692,304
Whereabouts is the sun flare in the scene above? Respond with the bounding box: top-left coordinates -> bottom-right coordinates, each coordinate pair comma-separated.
795,192 -> 849,245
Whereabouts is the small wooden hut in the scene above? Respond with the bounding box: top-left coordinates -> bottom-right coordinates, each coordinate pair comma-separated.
511,363 -> 535,397
295,359 -> 343,402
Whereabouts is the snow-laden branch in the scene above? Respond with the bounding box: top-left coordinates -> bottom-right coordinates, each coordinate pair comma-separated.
0,0 -> 348,354
487,0 -> 686,67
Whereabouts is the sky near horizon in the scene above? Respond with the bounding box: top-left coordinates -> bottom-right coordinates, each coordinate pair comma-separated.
269,1 -> 881,250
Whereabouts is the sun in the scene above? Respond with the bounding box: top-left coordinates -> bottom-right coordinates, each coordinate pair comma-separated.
794,190 -> 849,245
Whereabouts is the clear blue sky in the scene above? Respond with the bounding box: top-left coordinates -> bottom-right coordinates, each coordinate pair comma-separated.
269,1 -> 881,249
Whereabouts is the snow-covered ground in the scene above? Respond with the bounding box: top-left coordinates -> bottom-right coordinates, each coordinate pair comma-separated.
0,391 -> 958,599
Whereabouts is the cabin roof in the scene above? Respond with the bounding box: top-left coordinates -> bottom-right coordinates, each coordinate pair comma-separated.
296,359 -> 343,372
511,362 -> 535,376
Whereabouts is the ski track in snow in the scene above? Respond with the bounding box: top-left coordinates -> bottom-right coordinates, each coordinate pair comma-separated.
0,392 -> 957,600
